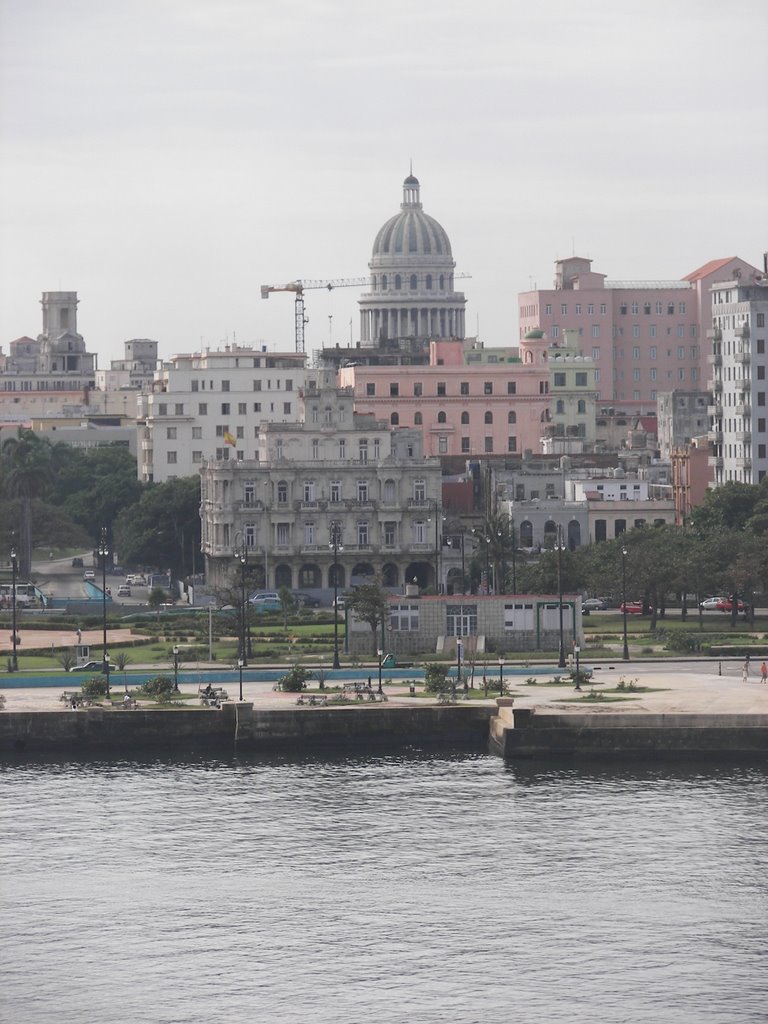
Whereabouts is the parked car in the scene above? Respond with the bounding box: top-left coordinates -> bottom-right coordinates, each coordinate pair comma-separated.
83,570 -> 95,581
117,584 -> 132,597
71,557 -> 83,568
583,598 -> 608,612
699,596 -> 726,611
715,598 -> 748,613
249,591 -> 280,605
69,660 -> 117,673
619,601 -> 652,615
332,596 -> 346,610
250,599 -> 281,613
295,592 -> 322,608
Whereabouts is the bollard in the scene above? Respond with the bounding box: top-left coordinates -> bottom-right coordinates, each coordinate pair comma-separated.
718,661 -> 722,677
409,683 -> 415,696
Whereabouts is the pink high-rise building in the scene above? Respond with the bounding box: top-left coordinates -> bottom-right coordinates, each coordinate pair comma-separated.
518,255 -> 763,407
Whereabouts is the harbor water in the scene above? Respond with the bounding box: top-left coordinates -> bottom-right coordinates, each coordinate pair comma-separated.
2,748 -> 767,1023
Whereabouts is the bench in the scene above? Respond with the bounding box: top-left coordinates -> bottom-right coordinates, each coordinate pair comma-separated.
198,685 -> 229,707
60,691 -> 91,708
437,690 -> 459,705
110,697 -> 139,710
296,694 -> 329,706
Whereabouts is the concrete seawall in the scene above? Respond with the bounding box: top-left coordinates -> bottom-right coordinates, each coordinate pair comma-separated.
0,703 -> 496,755
490,706 -> 768,757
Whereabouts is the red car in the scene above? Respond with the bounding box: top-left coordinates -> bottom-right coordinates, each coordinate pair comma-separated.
715,598 -> 748,613
619,601 -> 652,615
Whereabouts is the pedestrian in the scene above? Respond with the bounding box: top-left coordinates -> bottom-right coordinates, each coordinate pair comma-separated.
742,664 -> 748,685
761,662 -> 768,684
745,653 -> 751,677
76,627 -> 82,644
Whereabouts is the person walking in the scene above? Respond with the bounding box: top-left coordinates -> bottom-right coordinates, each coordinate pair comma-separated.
761,662 -> 768,684
742,663 -> 748,685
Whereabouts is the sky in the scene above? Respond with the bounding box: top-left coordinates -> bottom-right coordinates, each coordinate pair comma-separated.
1,0 -> 767,367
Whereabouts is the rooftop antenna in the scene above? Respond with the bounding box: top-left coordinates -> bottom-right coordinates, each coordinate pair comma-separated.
328,314 -> 333,346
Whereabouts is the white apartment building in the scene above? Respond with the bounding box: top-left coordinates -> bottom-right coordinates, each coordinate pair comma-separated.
136,346 -> 307,482
200,368 -> 444,594
708,277 -> 768,485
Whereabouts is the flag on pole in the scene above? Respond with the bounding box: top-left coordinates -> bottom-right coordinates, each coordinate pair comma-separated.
224,430 -> 236,447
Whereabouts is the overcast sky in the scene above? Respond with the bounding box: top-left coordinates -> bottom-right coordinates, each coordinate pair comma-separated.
1,0 -> 766,367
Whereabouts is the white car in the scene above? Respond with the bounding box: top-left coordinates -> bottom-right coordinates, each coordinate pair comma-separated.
83,570 -> 95,581
117,584 -> 132,597
700,596 -> 726,611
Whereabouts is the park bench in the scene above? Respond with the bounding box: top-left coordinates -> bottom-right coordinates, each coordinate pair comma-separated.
436,690 -> 459,705
60,691 -> 91,708
198,685 -> 229,707
296,694 -> 329,706
109,697 -> 139,710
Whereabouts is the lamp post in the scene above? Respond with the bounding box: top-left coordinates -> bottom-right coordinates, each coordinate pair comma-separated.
449,532 -> 466,594
9,543 -> 18,672
510,520 -> 517,595
377,648 -> 383,694
329,521 -> 343,669
621,545 -> 630,661
574,643 -> 581,690
498,655 -> 504,696
98,527 -> 110,697
473,530 -> 492,594
236,544 -> 249,667
172,644 -> 179,692
555,525 -> 566,668
455,636 -> 462,699
238,657 -> 244,701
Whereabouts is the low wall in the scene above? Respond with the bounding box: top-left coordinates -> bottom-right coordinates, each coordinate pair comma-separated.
0,703 -> 495,756
490,708 -> 768,757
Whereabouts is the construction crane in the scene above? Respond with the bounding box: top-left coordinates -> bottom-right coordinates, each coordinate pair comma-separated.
260,278 -> 369,354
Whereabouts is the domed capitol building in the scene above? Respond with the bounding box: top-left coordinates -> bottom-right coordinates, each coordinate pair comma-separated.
358,174 -> 467,344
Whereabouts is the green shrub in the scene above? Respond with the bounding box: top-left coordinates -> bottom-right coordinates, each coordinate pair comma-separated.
277,665 -> 313,692
424,663 -> 449,693
81,675 -> 109,699
139,675 -> 176,701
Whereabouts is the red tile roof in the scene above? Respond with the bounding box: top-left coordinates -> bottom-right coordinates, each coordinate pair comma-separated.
682,258 -> 736,282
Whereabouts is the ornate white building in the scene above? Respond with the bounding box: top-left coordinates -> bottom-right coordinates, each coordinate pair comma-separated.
358,174 -> 466,344
200,368 -> 444,595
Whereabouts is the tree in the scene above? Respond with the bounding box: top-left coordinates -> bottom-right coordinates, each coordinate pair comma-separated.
278,586 -> 297,629
277,664 -> 313,692
344,580 -> 389,655
114,476 -> 201,576
1,429 -> 54,577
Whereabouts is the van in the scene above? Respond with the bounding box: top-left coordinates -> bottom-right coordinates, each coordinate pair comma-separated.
249,591 -> 279,604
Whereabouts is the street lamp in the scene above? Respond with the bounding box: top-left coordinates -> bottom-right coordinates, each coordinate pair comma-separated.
510,520 -> 517,595
98,527 -> 111,697
455,636 -> 462,698
555,525 -> 566,668
9,543 -> 18,672
172,644 -> 179,692
498,655 -> 504,696
621,545 -> 630,661
377,648 -> 383,694
236,544 -> 249,668
329,521 -> 343,669
448,531 -> 466,594
238,657 -> 244,701
574,644 -> 582,690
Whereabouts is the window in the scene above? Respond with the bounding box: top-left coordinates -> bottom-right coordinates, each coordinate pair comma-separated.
192,426 -> 202,439
650,346 -> 657,360
458,411 -> 468,425
484,437 -> 493,453
277,481 -> 288,504
366,383 -> 375,396
632,326 -> 640,338
390,603 -> 420,631
554,372 -> 566,387
338,439 -> 346,459
191,380 -> 199,392
507,436 -> 517,452
644,303 -> 651,315
221,380 -> 230,392
312,438 -> 319,459
679,302 -> 686,314
236,426 -> 244,439
650,325 -> 657,338
384,522 -> 396,546
484,411 -> 493,424
192,451 -> 202,463
600,304 -> 607,315
175,403 -> 184,415
633,369 -> 641,381
460,381 -> 469,395
253,380 -> 262,391
575,304 -> 581,314
389,383 -> 399,397
166,427 -> 177,439
575,372 -> 587,386
484,381 -> 493,395
304,521 -> 316,546
237,403 -> 247,415
632,346 -> 640,360
561,304 -> 568,315
283,402 -> 291,415
577,400 -> 586,414
437,382 -> 446,396
158,403 -> 167,416
394,274 -> 402,290
461,437 -> 470,453
592,326 -> 600,338
359,439 -> 368,462
556,399 -> 565,414
438,436 -> 448,454
507,381 -> 516,395
545,304 -> 552,315
437,411 -> 447,423
221,403 -> 230,415
167,451 -> 177,463
409,274 -> 417,290
414,479 -> 426,502
414,412 -> 423,425
391,413 -> 399,425
631,302 -> 638,315
253,402 -> 261,413
677,346 -> 685,359
276,524 -> 289,547
507,411 -> 516,424
413,382 -> 422,397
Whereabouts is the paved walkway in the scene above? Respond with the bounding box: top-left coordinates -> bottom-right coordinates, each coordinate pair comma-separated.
2,658 -> 767,715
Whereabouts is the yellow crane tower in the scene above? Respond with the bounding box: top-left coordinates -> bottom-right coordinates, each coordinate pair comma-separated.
260,278 -> 369,354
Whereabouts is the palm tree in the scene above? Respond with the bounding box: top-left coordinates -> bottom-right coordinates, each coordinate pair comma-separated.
1,429 -> 53,578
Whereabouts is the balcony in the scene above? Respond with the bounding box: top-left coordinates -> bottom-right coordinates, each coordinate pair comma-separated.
734,325 -> 750,339
707,404 -> 723,417
707,430 -> 722,444
706,328 -> 723,341
733,351 -> 751,364
711,379 -> 723,392
707,353 -> 723,366
708,455 -> 724,469
735,456 -> 752,470
735,403 -> 752,417
734,431 -> 752,444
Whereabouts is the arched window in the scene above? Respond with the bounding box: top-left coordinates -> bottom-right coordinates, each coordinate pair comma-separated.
277,480 -> 288,504
461,411 -> 469,424
507,411 -> 516,424
426,274 -> 432,290
383,479 -> 396,503
390,412 -> 399,425
437,411 -> 447,424
394,274 -> 402,290
484,411 -> 493,424
556,399 -> 565,414
577,399 -> 586,414
439,274 -> 445,290
410,274 -> 417,290
414,412 -> 423,425
381,274 -> 388,290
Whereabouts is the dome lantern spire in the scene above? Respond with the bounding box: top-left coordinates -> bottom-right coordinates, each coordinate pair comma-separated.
402,168 -> 421,209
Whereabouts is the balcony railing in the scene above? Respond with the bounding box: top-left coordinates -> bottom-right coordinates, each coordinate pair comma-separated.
708,455 -> 724,468
707,353 -> 723,366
